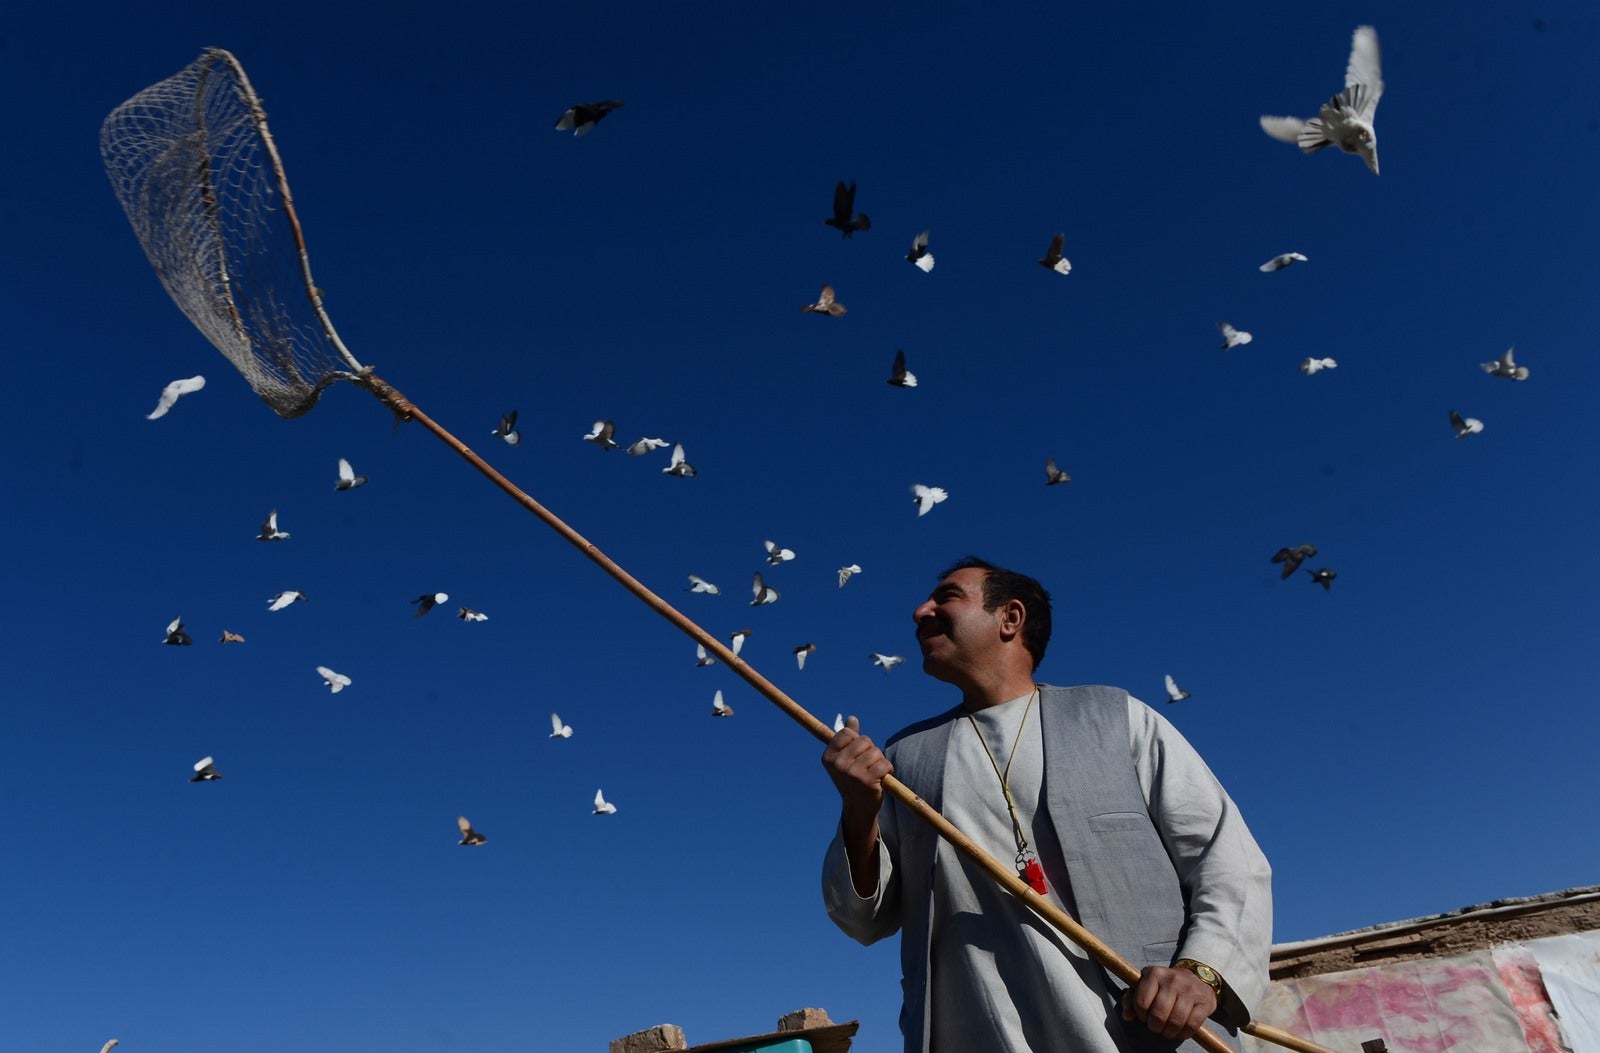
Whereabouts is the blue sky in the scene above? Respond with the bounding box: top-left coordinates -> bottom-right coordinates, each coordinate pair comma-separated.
3,2 -> 1598,1051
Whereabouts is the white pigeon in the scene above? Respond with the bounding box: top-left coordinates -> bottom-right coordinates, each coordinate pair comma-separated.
1218,322 -> 1254,349
871,652 -> 905,673
549,712 -> 573,739
593,788 -> 618,814
257,509 -> 290,541
267,590 -> 306,611
750,571 -> 780,606
1260,252 -> 1308,272
911,484 -> 948,517
764,540 -> 796,565
887,349 -> 918,388
411,592 -> 449,616
695,643 -> 716,667
906,230 -> 935,273
628,437 -> 670,456
1260,25 -> 1384,175
163,616 -> 192,646
794,642 -> 816,670
583,420 -> 619,450
316,666 -> 352,694
730,628 -> 752,656
838,564 -> 862,588
1300,357 -> 1338,374
146,375 -> 206,419
686,574 -> 721,595
492,410 -> 520,446
1481,347 -> 1530,381
1038,233 -> 1072,275
457,605 -> 489,622
662,443 -> 696,477
1450,409 -> 1484,439
711,690 -> 734,717
833,713 -> 846,733
457,815 -> 487,845
1164,675 -> 1191,704
190,756 -> 222,781
335,458 -> 368,490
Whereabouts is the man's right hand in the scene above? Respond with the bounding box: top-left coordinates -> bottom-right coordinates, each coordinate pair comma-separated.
822,716 -> 895,897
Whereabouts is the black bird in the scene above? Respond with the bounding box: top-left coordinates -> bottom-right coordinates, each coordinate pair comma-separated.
887,349 -> 918,388
1308,568 -> 1337,591
164,617 -> 192,646
1272,544 -> 1318,579
825,180 -> 871,238
457,815 -> 487,845
553,100 -> 624,136
492,410 -> 520,446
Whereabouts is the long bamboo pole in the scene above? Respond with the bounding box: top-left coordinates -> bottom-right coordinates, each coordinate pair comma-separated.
357,373 -> 1338,1053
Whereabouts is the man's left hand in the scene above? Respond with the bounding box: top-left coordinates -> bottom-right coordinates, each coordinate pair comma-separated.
1120,964 -> 1218,1041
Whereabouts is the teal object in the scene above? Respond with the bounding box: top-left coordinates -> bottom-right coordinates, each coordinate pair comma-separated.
711,1041 -> 811,1053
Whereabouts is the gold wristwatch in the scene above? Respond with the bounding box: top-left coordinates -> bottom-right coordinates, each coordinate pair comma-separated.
1173,958 -> 1222,996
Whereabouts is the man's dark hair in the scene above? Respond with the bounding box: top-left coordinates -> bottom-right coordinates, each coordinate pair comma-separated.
938,556 -> 1052,670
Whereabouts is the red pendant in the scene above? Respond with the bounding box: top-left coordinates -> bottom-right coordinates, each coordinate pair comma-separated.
1020,858 -> 1048,894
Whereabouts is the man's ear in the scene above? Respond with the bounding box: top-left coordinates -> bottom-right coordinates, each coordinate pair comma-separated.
998,598 -> 1026,640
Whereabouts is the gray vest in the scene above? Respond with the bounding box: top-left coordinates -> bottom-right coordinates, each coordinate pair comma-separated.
882,684 -> 1235,1053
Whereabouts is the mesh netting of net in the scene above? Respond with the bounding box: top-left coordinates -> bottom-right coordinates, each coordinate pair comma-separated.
101,48 -> 364,419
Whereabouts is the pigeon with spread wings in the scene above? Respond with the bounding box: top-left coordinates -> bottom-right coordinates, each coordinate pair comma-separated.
1260,25 -> 1383,175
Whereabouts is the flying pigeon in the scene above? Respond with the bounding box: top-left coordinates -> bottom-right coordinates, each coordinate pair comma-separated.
457,815 -> 487,845
627,437 -> 670,456
1300,357 -> 1338,374
1164,675 -> 1191,704
695,643 -> 716,667
492,410 -> 520,446
1481,347 -> 1530,381
686,574 -> 721,595
1218,322 -> 1254,349
164,617 -> 192,646
911,484 -> 948,516
712,689 -> 734,717
906,230 -> 934,272
218,630 -> 245,644
824,180 -> 871,238
1450,409 -> 1484,439
146,375 -> 206,419
838,564 -> 862,588
1271,544 -> 1318,579
583,420 -> 619,450
1260,252 -> 1309,272
554,100 -> 624,136
794,642 -> 816,670
190,756 -> 222,782
887,349 -> 918,388
764,540 -> 796,565
593,788 -> 618,815
1308,568 -> 1338,591
871,652 -> 905,673
256,509 -> 290,542
549,713 -> 573,739
411,592 -> 449,616
802,284 -> 847,316
751,571 -> 780,606
663,443 -> 696,477
1260,25 -> 1384,175
1045,458 -> 1071,486
730,628 -> 752,656
833,713 -> 846,733
335,458 -> 368,490
316,666 -> 352,694
1037,233 -> 1072,275
457,605 -> 489,622
267,590 -> 307,611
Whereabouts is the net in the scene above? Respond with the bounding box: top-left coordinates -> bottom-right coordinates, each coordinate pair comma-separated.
100,48 -> 364,418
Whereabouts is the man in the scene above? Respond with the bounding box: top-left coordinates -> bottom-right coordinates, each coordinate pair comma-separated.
821,557 -> 1272,1053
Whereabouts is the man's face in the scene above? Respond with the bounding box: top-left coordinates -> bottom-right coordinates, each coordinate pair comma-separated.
912,567 -> 1002,682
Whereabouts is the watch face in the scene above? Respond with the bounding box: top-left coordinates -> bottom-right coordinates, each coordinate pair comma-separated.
1195,964 -> 1218,984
